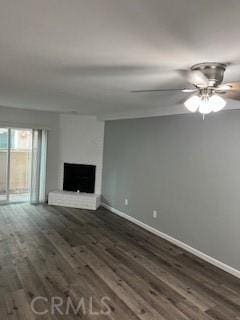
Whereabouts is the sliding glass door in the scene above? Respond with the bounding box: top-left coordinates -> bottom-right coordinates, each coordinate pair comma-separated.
9,129 -> 32,202
0,128 -> 9,203
0,128 -> 32,203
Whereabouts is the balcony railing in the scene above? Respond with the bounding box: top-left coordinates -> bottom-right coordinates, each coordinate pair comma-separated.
0,150 -> 31,193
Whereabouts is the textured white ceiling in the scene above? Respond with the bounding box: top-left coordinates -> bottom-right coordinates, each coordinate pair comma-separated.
0,0 -> 240,116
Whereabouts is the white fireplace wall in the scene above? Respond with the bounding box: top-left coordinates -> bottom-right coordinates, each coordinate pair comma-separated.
58,114 -> 105,194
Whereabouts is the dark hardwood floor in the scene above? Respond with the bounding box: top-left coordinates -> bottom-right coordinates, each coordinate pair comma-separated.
0,203 -> 239,319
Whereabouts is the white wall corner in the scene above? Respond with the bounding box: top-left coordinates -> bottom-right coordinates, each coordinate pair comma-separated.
58,114 -> 105,194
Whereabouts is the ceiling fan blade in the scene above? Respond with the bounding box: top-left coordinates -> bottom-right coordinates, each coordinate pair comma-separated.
131,88 -> 196,93
181,88 -> 198,93
178,69 -> 208,88
221,82 -> 240,91
216,84 -> 233,92
217,82 -> 240,101
219,91 -> 240,101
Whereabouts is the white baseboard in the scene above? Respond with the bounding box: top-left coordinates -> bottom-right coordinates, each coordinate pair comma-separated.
101,202 -> 240,279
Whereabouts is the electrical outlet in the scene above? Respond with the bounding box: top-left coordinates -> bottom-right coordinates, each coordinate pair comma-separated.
153,210 -> 158,218
124,199 -> 129,206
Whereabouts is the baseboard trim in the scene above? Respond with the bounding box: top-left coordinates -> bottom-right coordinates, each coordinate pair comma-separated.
101,202 -> 240,279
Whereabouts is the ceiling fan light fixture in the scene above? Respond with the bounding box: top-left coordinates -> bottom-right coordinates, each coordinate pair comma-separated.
199,96 -> 212,114
184,93 -> 226,114
184,95 -> 200,112
209,95 -> 226,112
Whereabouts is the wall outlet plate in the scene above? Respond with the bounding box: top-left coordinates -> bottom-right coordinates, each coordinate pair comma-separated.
124,199 -> 129,206
153,210 -> 158,218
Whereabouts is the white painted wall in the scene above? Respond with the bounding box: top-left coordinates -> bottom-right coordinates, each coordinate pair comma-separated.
58,114 -> 105,194
0,106 -> 59,193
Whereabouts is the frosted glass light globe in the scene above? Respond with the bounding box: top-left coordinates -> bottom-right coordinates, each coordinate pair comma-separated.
184,95 -> 200,112
209,95 -> 226,112
199,96 -> 212,114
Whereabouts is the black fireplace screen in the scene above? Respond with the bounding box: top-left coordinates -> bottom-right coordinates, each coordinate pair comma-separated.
63,163 -> 96,193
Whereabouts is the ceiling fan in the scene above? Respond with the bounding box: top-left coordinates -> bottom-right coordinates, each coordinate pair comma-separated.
132,62 -> 240,115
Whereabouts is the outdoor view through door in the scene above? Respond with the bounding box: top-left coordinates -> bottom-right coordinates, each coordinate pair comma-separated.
0,128 -> 47,204
10,129 -> 32,202
0,128 -> 9,202
0,128 -> 32,202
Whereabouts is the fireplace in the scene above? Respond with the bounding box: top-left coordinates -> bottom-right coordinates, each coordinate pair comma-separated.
63,163 -> 96,193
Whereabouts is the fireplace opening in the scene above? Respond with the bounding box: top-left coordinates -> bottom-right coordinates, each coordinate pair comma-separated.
63,163 -> 96,193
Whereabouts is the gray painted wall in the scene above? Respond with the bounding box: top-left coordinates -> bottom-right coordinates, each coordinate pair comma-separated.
102,111 -> 240,270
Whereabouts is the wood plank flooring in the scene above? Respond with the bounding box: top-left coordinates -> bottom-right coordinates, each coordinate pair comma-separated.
0,203 -> 239,319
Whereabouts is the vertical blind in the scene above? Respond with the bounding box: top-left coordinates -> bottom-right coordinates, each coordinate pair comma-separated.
30,129 -> 47,204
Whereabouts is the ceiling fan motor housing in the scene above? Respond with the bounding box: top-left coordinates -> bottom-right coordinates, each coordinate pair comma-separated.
191,62 -> 226,87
